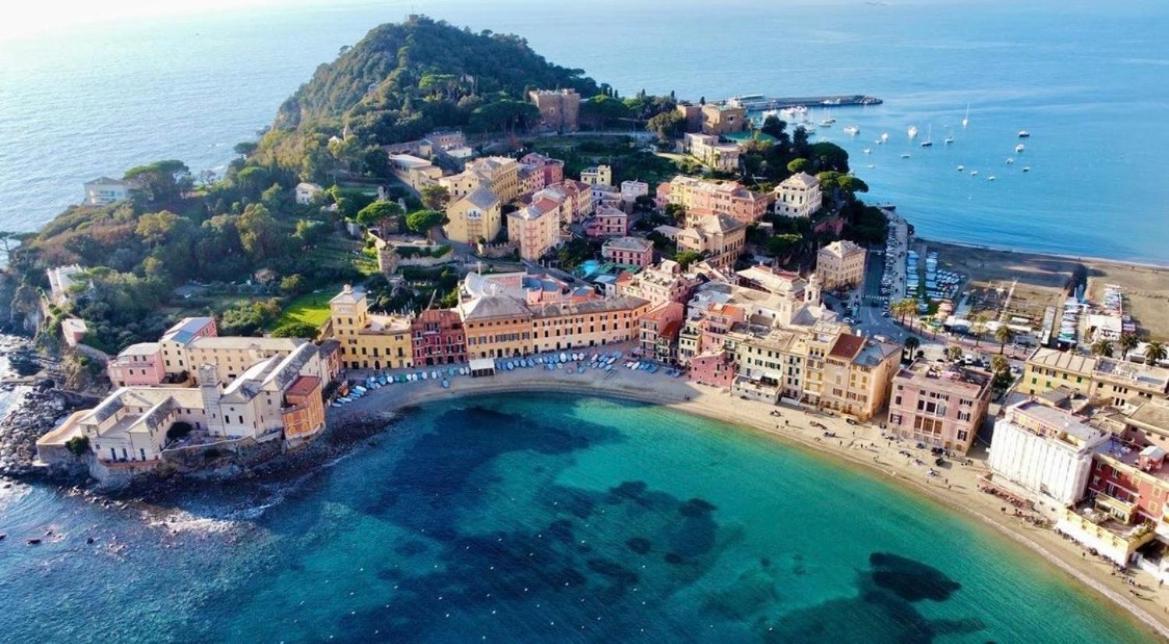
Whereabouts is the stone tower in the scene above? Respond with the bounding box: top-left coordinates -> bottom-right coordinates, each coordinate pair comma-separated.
197,364 -> 225,437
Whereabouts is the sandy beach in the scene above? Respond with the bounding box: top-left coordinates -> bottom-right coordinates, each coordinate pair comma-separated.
330,355 -> 1169,640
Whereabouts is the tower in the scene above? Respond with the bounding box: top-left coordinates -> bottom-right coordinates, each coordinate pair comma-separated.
806,273 -> 822,305
197,364 -> 226,437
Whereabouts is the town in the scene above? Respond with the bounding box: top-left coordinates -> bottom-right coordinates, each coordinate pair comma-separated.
5,62 -> 1169,627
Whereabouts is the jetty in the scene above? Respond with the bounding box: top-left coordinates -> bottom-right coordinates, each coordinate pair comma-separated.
722,94 -> 882,111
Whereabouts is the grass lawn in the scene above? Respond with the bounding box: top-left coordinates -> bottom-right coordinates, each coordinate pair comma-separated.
273,290 -> 336,329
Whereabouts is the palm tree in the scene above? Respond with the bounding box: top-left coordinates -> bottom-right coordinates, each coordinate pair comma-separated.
945,345 -> 963,362
1148,341 -> 1167,366
1118,333 -> 1139,359
1091,339 -> 1114,358
993,325 -> 1014,354
971,313 -> 988,347
990,354 -> 1009,375
903,336 -> 920,363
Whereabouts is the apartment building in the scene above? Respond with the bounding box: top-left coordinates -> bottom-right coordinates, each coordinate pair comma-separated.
887,362 -> 992,454
328,286 -> 414,370
656,176 -> 769,225
773,172 -> 823,218
816,240 -> 866,291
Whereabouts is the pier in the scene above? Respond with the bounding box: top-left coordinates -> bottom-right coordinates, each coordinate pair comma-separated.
722,94 -> 882,111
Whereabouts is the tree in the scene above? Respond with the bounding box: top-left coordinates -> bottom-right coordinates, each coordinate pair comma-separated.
233,141 -> 258,157
993,325 -> 1014,354
124,159 -> 191,204
786,158 -> 809,174
420,184 -> 451,211
765,234 -> 801,258
166,422 -> 193,442
405,210 -> 447,238
1147,341 -> 1167,366
580,94 -> 633,129
1091,339 -> 1114,357
273,321 -> 319,338
971,313 -> 988,347
646,111 -> 686,141
237,203 -> 283,261
674,250 -> 703,269
1118,333 -> 1139,358
355,201 -> 404,228
760,115 -> 787,141
65,435 -> 90,457
279,274 -> 305,295
990,354 -> 1010,376
945,345 -> 964,362
903,336 -> 920,363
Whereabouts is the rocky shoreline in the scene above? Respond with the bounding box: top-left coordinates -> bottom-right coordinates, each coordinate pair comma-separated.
0,385 -> 98,481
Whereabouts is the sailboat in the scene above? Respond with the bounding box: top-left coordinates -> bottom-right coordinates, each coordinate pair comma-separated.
880,132 -> 890,144
907,125 -> 919,139
920,125 -> 933,148
961,104 -> 970,129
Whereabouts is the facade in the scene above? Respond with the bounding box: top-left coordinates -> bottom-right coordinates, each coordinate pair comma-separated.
639,302 -> 684,363
107,343 -> 166,387
773,172 -> 822,218
587,205 -> 628,238
46,264 -> 86,306
817,333 -> 900,419
988,401 -> 1109,506
388,154 -> 443,190
440,156 -> 519,203
816,240 -> 867,291
580,165 -> 612,186
529,89 -> 581,131
887,362 -> 992,454
159,317 -> 219,377
616,260 -> 700,306
656,176 -> 769,225
700,103 -> 747,135
620,180 -> 649,206
328,286 -> 414,370
529,297 -> 651,354
459,294 -> 534,359
534,180 -> 594,225
508,198 -> 562,261
602,236 -> 654,268
1022,348 -> 1096,398
1022,348 -> 1169,405
411,309 -> 467,366
675,214 -> 746,273
294,182 -> 323,205
83,177 -> 130,205
519,152 -> 565,187
444,186 -> 502,244
185,336 -> 305,382
689,351 -> 737,389
682,133 -> 740,172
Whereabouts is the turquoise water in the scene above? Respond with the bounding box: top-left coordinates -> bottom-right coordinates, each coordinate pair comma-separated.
0,394 -> 1154,642
0,0 -> 1167,261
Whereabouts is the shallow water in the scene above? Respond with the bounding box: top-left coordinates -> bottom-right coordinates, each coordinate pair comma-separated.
0,394 -> 1154,642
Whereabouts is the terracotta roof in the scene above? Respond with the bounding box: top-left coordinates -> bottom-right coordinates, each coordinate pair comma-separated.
828,333 -> 866,359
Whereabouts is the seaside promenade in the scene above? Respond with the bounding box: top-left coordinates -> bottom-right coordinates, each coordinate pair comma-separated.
329,356 -> 1169,639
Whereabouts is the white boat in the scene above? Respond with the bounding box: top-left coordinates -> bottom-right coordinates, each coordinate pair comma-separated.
907,125 -> 918,139
919,125 -> 933,147
961,104 -> 970,129
1017,130 -> 1030,138
818,119 -> 834,128
1022,166 -> 1031,173
880,132 -> 889,143
956,165 -> 965,171
987,176 -> 997,181
970,170 -> 979,176
900,153 -> 911,159
944,136 -> 954,145
1015,143 -> 1025,153
863,148 -> 872,155
1005,157 -> 1014,165
843,125 -> 860,135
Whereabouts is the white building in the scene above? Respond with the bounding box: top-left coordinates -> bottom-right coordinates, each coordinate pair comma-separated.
295,182 -> 323,205
83,177 -> 129,206
773,172 -> 822,218
620,180 -> 649,205
987,401 -> 1108,506
46,264 -> 86,306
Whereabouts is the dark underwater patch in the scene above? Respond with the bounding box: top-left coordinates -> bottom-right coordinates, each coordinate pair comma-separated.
625,537 -> 652,554
868,552 -> 961,602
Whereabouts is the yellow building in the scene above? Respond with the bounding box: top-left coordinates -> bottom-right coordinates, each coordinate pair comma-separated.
580,165 -> 612,186
529,296 -> 650,353
675,214 -> 746,273
1022,348 -> 1097,397
816,240 -> 866,291
444,186 -> 502,244
440,156 -> 519,203
329,286 -> 414,370
459,294 -> 533,359
185,336 -> 306,382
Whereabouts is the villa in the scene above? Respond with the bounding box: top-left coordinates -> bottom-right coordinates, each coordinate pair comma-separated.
602,236 -> 654,268
816,240 -> 866,292
656,176 -> 769,225
83,177 -> 130,206
887,361 -> 992,454
773,172 -> 822,218
444,186 -> 502,244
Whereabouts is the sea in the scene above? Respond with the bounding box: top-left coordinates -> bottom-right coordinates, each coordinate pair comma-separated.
0,393 -> 1156,642
0,0 -> 1167,262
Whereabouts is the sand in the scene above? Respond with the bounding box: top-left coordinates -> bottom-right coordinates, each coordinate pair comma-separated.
330,356 -> 1169,640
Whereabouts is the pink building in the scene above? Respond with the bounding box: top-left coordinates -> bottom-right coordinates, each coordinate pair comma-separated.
519,153 -> 564,186
639,301 -> 684,362
587,205 -> 629,238
655,176 -> 770,225
887,361 -> 992,454
602,236 -> 654,268
689,351 -> 736,388
107,342 -> 166,387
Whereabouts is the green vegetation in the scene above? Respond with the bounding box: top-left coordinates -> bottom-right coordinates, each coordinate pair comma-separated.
272,290 -> 337,331
525,136 -> 678,189
65,435 -> 90,457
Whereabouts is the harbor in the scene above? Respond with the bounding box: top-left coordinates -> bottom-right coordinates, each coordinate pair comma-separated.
722,93 -> 882,111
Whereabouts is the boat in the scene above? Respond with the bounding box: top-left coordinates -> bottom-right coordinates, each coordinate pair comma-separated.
920,125 -> 933,147
1018,130 -> 1030,138
944,136 -> 954,145
1015,143 -> 1025,153
961,104 -> 970,129
987,176 -> 997,181
1005,157 -> 1014,165
818,119 -> 834,128
843,125 -> 860,135
863,148 -> 871,155
880,132 -> 889,143
907,125 -> 918,139
900,153 -> 911,159
970,170 -> 979,176
1022,166 -> 1031,173
956,165 -> 965,171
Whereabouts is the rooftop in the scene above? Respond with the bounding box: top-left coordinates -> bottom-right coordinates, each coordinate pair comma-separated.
1028,347 -> 1097,374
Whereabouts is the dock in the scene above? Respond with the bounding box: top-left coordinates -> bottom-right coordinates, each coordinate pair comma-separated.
722,94 -> 882,111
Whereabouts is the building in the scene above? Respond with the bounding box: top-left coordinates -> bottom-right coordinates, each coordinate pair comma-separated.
816,240 -> 866,291
411,309 -> 467,366
61,318 -> 88,348
459,294 -> 534,360
586,205 -> 628,238
987,401 -> 1109,506
294,182 -> 323,205
639,302 -> 684,363
529,89 -> 581,131
698,103 -> 747,135
1022,348 -> 1169,405
46,264 -> 86,307
107,343 -> 167,387
519,152 -> 565,187
444,186 -> 502,244
159,317 -> 219,377
887,362 -> 992,454
328,286 -> 414,370
440,156 -> 519,203
534,180 -> 594,225
620,180 -> 649,206
616,260 -> 700,306
83,177 -> 130,206
773,172 -> 822,218
676,214 -> 746,273
580,165 -> 612,186
528,297 -> 651,354
816,333 -> 900,420
689,351 -> 736,389
508,198 -> 562,261
602,236 -> 654,268
656,176 -> 769,225
682,133 -> 740,173
388,154 -> 443,190
184,336 -> 306,382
